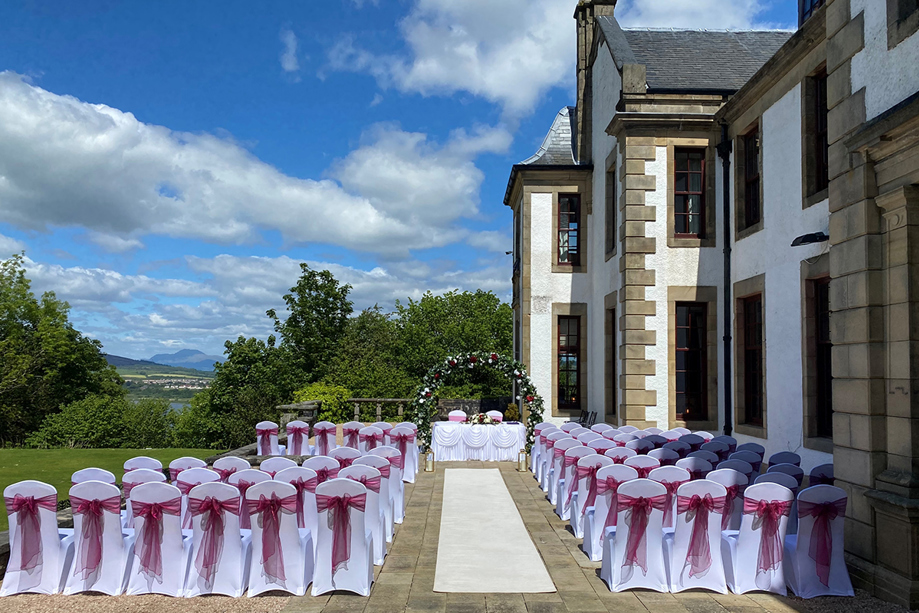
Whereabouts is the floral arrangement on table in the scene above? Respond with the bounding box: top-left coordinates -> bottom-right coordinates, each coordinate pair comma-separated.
465,413 -> 496,425
405,352 -> 545,454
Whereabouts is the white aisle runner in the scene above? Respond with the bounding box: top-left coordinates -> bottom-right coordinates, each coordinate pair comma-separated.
433,469 -> 556,593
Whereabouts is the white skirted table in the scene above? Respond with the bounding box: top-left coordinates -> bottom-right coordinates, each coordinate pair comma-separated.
431,422 -> 526,462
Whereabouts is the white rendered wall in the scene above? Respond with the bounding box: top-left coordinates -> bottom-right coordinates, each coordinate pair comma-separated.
729,84 -> 832,472
851,0 -> 919,120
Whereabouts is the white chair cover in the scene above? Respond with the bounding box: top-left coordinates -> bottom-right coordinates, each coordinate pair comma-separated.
485,410 -> 503,422
168,456 -> 206,482
663,480 -> 728,593
311,421 -> 338,457
371,422 -> 394,446
329,446 -> 363,470
125,482 -> 191,596
212,456 -> 251,484
809,463 -> 834,487
554,444 -> 590,519
730,450 -> 763,474
256,420 -> 282,456
648,466 -> 692,530
569,455 -> 614,539
583,465 -> 638,562
736,442 -> 766,460
755,472 -> 800,535
1,481 -> 68,596
359,426 -> 385,454
176,467 -> 220,530
614,433 -> 638,447
706,468 -> 748,531
285,420 -> 311,456
767,463 -> 804,487
64,481 -> 131,596
591,423 -> 614,434
716,459 -> 754,486
600,479 -> 668,592
618,425 -> 639,433
701,440 -> 731,462
648,448 -> 680,467
661,430 -> 683,442
671,427 -> 691,435
184,482 -> 251,598
624,456 -> 661,480
274,466 -> 320,551
71,468 -> 116,485
354,455 -> 394,544
395,422 -> 420,481
722,482 -> 794,595
245,481 -> 313,596
604,448 -> 637,464
389,426 -> 417,484
689,450 -> 720,465
577,431 -> 601,445
536,427 -> 560,484
663,441 -> 691,458
342,421 -> 364,450
768,451 -> 801,467
447,410 -> 467,422
311,479 -> 374,596
589,438 -> 617,453
711,435 -> 737,453
531,423 -> 553,474
339,466 -> 386,565
123,468 -> 166,528
675,457 -> 713,481
644,427 -> 663,435
783,485 -> 853,598
559,422 -> 579,433
541,431 -> 569,493
569,427 -> 591,439
260,457 -> 298,478
124,456 -> 162,475
694,431 -> 715,442
369,447 -> 405,524
227,469 -> 272,531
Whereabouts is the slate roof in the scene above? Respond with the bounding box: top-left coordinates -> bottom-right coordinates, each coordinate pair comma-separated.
596,17 -> 793,94
519,106 -> 578,166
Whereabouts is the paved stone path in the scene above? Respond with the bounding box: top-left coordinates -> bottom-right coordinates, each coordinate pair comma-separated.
282,461 -> 824,613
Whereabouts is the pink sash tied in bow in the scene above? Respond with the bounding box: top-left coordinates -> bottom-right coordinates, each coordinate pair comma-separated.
359,433 -> 383,450
578,465 -> 602,515
176,481 -> 196,496
616,440 -> 627,447
316,493 -> 367,573
234,480 -> 256,529
688,469 -> 705,481
635,466 -> 654,479
215,467 -> 237,483
123,481 -> 140,498
386,455 -> 403,471
132,497 -> 182,582
288,478 -> 313,528
4,494 -> 57,573
391,432 -> 415,467
257,427 -> 279,456
316,466 -> 340,484
609,455 -> 627,465
246,493 -> 298,583
798,497 -> 846,586
676,493 -> 726,577
743,498 -> 793,574
596,477 -> 626,529
337,456 -> 356,468
312,425 -> 336,456
346,475 -> 381,494
169,467 -> 185,482
343,427 -> 360,449
721,485 -> 741,530
660,480 -> 688,527
553,446 -> 567,461
617,493 -> 669,574
189,495 -> 240,584
287,426 -> 309,456
71,495 -> 121,581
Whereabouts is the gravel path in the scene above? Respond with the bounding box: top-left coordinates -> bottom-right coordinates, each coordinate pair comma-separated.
0,591 -> 289,613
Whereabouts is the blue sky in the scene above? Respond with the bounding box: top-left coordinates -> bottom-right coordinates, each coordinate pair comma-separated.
0,0 -> 797,360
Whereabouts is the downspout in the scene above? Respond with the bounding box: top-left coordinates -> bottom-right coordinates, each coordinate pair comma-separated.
716,122 -> 733,437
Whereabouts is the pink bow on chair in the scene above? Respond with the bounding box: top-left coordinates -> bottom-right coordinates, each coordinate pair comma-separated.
609,455 -> 627,465
616,493 -> 669,574
189,495 -> 240,584
234,480 -> 256,529
578,465 -> 602,514
345,475 -> 381,494
315,466 -> 340,484
391,432 -> 415,467
289,477 -> 316,528
721,485 -> 741,530
70,495 -> 121,582
257,427 -> 279,456
316,493 -> 367,573
743,498 -> 793,574
169,467 -> 185,482
214,467 -> 237,483
634,465 -> 655,479
596,477 -> 627,530
342,427 -> 360,449
386,455 -> 404,471
798,497 -> 847,586
287,426 -> 310,456
359,432 -> 382,450
4,493 -> 58,573
659,480 -> 688,527
312,425 -> 336,456
676,493 -> 726,578
247,493 -> 298,584
132,497 -> 182,583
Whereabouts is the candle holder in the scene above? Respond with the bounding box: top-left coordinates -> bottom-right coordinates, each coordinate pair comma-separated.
425,451 -> 435,472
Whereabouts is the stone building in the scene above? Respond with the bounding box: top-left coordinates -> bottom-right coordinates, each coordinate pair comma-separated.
505,0 -> 919,605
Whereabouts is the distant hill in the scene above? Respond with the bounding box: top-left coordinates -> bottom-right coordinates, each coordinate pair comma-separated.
148,348 -> 222,371
104,354 -> 160,368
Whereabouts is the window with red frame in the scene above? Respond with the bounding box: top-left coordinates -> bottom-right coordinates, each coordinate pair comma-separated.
674,149 -> 706,238
742,295 -> 764,426
558,316 -> 580,410
675,302 -> 707,421
558,194 -> 580,266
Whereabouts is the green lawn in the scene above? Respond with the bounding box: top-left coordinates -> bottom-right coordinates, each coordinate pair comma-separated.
0,448 -> 218,531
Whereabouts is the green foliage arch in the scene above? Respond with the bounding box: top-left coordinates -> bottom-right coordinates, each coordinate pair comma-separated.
407,353 -> 544,454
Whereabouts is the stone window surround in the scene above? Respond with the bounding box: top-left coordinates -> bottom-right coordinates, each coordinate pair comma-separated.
734,274 -> 768,439
801,254 -> 833,453
604,292 -> 617,422
887,0 -> 919,49
667,286 -> 719,433
801,64 -> 831,208
734,121 -> 765,241
552,303 -> 588,418
605,148 -> 618,262
666,137 -> 717,249
551,187 -> 589,274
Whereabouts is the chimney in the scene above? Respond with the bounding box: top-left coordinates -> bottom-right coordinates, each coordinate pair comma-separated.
573,0 -> 617,164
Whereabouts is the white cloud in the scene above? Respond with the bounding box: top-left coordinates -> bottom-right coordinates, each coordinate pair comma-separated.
351,0 -> 379,7
616,0 -> 773,29
466,230 -> 510,253
279,28 -> 301,76
87,231 -> 144,253
0,233 -> 26,256
370,93 -> 383,107
0,72 -> 504,257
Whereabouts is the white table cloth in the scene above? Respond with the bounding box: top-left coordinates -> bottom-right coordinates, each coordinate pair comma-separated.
432,422 -> 526,462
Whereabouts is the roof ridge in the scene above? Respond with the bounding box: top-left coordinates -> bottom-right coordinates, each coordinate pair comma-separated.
621,26 -> 795,33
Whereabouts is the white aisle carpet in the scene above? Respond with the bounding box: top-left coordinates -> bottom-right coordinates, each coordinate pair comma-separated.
433,468 -> 556,593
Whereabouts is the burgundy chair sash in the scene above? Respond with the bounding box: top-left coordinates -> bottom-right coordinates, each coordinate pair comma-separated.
634,465 -> 655,479
169,467 -> 184,482
688,469 -> 705,481
346,475 -> 381,494
312,425 -> 336,456
596,477 -> 626,529
798,497 -> 847,586
721,485 -> 741,531
659,480 -> 688,527
234,480 -> 256,529
609,455 -> 627,465
257,427 -> 279,456
316,493 -> 367,573
743,498 -> 793,574
315,466 -> 340,485
246,493 -> 298,584
386,455 -> 403,471
189,495 -> 240,584
132,497 -> 182,582
391,432 -> 415,467
578,465 -> 602,514
676,493 -> 726,578
359,433 -> 383,450
616,493 -> 669,574
4,493 -> 57,573
176,481 -> 196,496
342,427 -> 360,449
287,426 -> 309,456
71,494 -> 121,581
553,446 -> 567,461
336,456 -> 356,468
123,481 -> 140,498
289,478 -> 314,528
215,467 -> 237,483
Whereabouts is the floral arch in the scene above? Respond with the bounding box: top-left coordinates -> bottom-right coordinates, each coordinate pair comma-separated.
407,352 -> 544,453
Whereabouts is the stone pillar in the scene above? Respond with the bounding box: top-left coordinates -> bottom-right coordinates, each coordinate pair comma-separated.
617,136 -> 657,427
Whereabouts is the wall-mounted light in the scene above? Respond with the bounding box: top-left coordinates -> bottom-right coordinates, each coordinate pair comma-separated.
791,232 -> 829,247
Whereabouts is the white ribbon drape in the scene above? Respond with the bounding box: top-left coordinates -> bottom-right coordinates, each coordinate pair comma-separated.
431,423 -> 526,462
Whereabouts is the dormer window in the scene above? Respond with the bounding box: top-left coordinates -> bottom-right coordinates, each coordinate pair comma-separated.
800,0 -> 825,25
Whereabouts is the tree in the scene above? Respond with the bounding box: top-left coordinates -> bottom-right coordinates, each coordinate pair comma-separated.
0,254 -> 123,444
268,264 -> 353,382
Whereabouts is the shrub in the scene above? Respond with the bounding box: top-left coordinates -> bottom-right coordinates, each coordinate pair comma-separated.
294,382 -> 352,422
171,393 -> 222,449
505,403 -> 520,421
122,399 -> 175,448
27,394 -> 126,448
